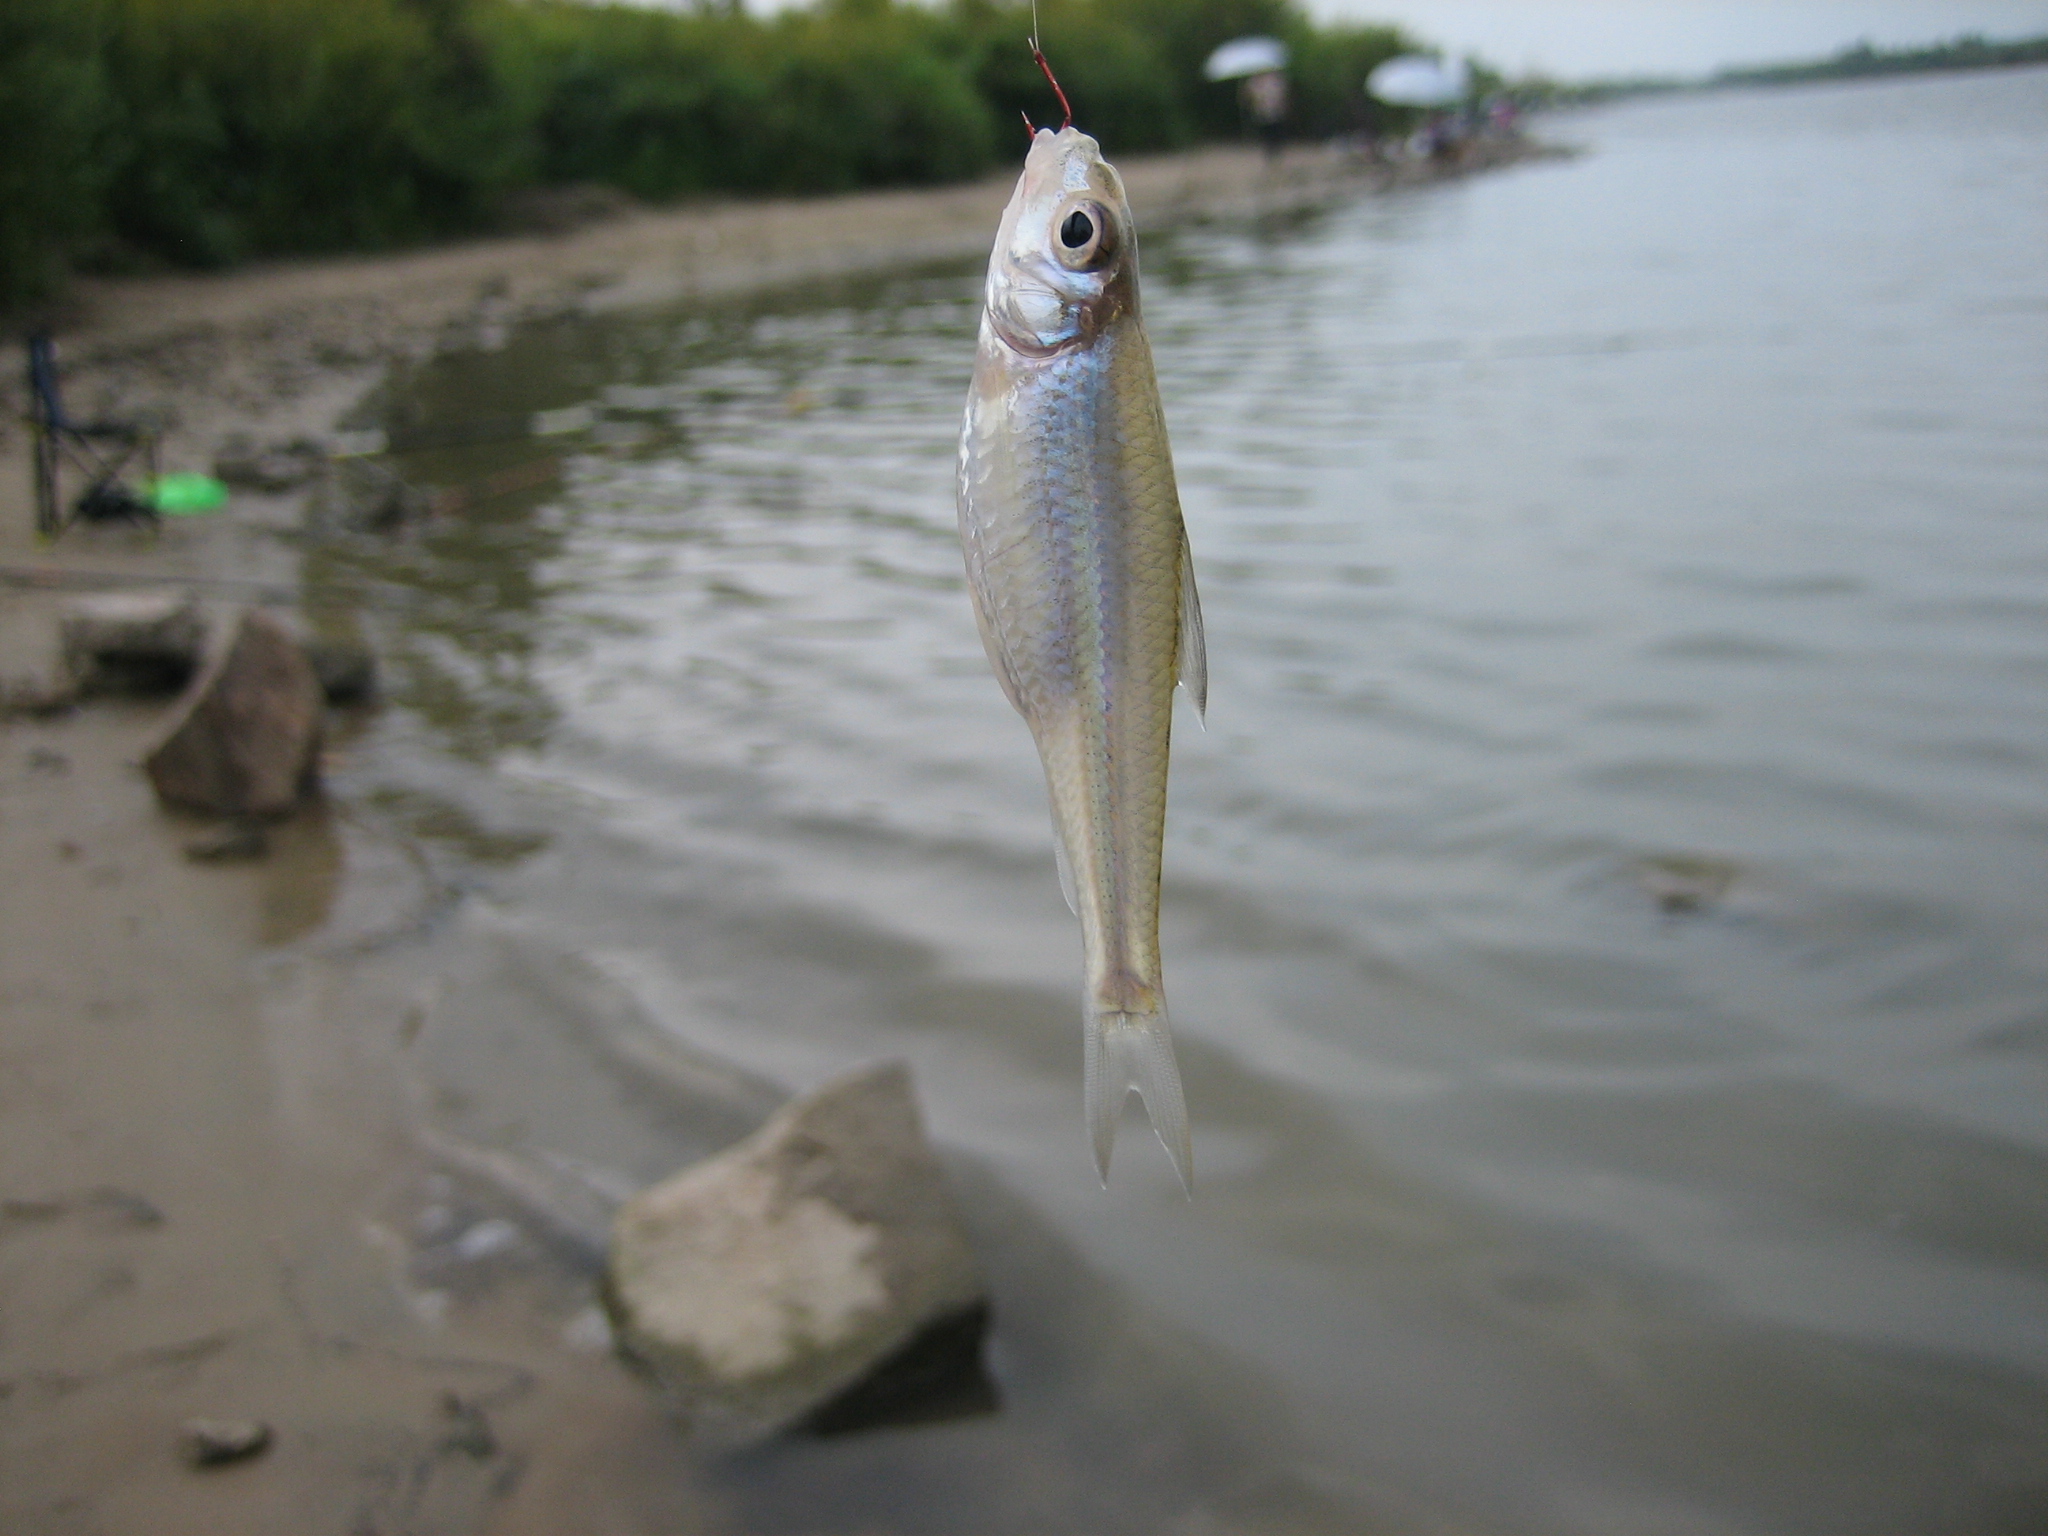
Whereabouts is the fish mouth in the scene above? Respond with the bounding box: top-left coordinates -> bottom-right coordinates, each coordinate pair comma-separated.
1024,127 -> 1114,202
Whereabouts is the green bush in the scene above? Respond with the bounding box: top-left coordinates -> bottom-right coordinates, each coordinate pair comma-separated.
98,0 -> 534,265
1,0 -> 1428,307
518,3 -> 994,198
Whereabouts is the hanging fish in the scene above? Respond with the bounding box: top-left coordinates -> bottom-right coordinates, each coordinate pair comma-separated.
956,121 -> 1206,1191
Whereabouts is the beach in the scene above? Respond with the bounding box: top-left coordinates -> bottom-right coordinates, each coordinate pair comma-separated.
0,135 -> 1546,1535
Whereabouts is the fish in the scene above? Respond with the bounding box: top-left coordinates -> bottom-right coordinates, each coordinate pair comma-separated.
956,126 -> 1206,1192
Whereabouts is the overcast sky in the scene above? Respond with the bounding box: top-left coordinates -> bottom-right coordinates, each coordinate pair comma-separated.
1299,1 -> 2048,78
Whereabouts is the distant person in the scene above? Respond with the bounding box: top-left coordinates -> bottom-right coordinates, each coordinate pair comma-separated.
1242,69 -> 1288,159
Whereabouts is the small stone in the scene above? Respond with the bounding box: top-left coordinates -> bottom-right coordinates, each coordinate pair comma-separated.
183,822 -> 269,863
144,611 -> 323,819
452,1217 -> 520,1262
83,1187 -> 165,1228
1637,854 -> 1738,914
437,1392 -> 496,1460
561,1305 -> 614,1354
603,1060 -> 987,1447
180,1417 -> 271,1468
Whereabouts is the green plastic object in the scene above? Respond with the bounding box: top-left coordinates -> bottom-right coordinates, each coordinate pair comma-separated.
149,473 -> 229,515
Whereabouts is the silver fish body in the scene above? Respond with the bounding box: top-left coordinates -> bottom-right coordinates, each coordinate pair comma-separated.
956,127 -> 1205,1190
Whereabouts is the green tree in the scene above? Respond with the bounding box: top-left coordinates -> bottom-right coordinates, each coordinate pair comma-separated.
0,0 -> 113,307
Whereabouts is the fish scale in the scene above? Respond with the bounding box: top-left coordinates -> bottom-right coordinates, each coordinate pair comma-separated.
957,127 -> 1204,1190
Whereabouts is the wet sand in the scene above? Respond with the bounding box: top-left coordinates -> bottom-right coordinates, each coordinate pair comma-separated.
0,136 -> 1543,1534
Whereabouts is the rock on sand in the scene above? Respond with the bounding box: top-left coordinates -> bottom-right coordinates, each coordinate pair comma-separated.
603,1060 -> 987,1447
60,589 -> 207,695
144,609 -> 323,819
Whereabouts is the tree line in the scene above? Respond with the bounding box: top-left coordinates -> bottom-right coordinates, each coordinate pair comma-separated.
1714,31 -> 2048,87
1,0 -> 1419,308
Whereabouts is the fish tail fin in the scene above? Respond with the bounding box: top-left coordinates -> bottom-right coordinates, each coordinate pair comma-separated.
1085,1005 -> 1193,1195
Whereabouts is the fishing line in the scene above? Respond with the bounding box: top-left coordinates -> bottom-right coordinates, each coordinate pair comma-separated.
1024,0 -> 1073,136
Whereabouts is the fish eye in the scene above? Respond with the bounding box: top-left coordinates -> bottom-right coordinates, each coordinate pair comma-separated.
1052,200 -> 1114,271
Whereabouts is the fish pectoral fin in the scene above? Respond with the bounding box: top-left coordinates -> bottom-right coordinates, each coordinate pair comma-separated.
1085,1005 -> 1193,1195
1177,539 -> 1208,724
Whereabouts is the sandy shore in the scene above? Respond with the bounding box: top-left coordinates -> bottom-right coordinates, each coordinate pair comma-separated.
0,135 -> 1543,1534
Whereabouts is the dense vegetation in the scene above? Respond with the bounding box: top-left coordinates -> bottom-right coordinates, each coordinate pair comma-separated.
0,0 -> 1419,308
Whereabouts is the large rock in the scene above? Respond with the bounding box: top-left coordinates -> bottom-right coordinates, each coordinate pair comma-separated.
144,610 -> 323,818
60,589 -> 205,695
603,1061 -> 987,1447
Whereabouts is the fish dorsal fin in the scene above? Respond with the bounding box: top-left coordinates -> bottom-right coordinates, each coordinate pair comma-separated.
1177,538 -> 1207,722
1052,821 -> 1080,916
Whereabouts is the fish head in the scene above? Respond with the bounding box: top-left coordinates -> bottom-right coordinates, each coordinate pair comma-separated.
983,128 -> 1139,358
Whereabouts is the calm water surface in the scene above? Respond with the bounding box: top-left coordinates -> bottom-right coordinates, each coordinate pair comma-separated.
320,69 -> 2048,1534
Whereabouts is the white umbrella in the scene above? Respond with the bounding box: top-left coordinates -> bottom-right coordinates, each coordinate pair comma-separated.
1203,36 -> 1289,82
1366,54 -> 1470,108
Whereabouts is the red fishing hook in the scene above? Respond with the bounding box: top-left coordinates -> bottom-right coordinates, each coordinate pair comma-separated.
1032,40 -> 1074,133
1022,3 -> 1073,139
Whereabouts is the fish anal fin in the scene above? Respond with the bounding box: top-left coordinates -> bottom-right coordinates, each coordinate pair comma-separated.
1177,540 -> 1207,723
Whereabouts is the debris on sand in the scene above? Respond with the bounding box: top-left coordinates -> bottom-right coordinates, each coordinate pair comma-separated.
179,1417 -> 271,1468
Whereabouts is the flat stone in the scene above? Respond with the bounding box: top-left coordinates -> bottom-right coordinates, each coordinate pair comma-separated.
144,610 -> 323,819
60,589 -> 205,695
180,1417 -> 270,1468
604,1060 -> 987,1447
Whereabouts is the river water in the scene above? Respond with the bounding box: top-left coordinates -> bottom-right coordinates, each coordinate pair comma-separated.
316,68 -> 2048,1535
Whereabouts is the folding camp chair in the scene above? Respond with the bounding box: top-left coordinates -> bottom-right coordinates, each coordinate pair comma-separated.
25,333 -> 162,535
